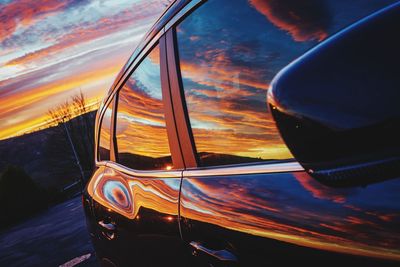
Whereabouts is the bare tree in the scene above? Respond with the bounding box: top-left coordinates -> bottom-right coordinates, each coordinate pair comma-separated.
47,90 -> 97,188
48,100 -> 73,125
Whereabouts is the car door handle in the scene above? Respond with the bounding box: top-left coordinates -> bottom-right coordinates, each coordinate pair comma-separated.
190,241 -> 238,262
98,220 -> 116,231
98,220 -> 116,240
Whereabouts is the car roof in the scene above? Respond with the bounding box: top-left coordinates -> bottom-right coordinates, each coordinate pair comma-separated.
106,0 -> 190,98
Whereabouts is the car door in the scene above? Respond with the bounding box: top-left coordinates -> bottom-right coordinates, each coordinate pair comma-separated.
165,0 -> 400,265
87,38 -> 190,267
180,169 -> 400,266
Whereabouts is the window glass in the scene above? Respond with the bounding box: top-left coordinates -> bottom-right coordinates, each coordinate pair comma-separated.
116,45 -> 172,170
176,0 -> 394,167
98,100 -> 113,161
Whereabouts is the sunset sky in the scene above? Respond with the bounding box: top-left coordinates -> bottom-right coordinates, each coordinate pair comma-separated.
0,0 -> 171,140
0,0 -> 395,143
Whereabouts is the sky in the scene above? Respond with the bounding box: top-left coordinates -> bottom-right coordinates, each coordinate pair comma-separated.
0,0 -> 395,144
0,0 -> 171,140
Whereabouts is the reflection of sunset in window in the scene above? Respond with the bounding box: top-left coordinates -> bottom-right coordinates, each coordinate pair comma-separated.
115,44 -> 172,170
174,0 -> 400,167
176,0 -> 297,166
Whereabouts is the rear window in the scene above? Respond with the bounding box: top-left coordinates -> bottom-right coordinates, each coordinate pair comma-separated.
115,44 -> 173,171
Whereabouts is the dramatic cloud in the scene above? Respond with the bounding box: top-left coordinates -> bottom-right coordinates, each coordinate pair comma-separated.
0,0 -> 80,42
249,0 -> 329,42
294,172 -> 351,203
5,1 -> 168,66
0,0 -> 394,142
116,47 -> 171,159
0,0 -> 171,140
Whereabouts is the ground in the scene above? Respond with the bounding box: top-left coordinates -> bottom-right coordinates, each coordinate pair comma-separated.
0,196 -> 99,267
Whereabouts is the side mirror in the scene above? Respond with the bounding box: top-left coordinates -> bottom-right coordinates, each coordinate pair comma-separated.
268,3 -> 400,187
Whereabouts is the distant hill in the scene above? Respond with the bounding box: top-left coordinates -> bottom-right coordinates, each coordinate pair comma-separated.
0,111 -> 96,190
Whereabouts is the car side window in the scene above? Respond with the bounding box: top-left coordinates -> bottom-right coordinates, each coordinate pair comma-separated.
98,99 -> 113,161
175,0 -> 295,167
175,0 -> 394,167
115,44 -> 173,171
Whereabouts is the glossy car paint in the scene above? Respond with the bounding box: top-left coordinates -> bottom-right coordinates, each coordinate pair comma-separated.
86,164 -> 187,266
180,169 -> 400,266
83,0 -> 400,266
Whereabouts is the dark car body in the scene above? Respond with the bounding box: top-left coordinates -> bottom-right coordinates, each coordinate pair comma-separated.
83,0 -> 400,266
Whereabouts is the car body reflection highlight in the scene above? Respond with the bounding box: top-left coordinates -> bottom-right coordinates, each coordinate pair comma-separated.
102,180 -> 131,210
181,171 -> 400,261
92,167 -> 180,220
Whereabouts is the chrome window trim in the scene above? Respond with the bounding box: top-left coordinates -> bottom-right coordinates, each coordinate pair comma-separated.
105,161 -> 182,178
165,0 -> 204,31
98,88 -> 117,123
183,161 -> 304,177
96,161 -> 107,167
97,161 -> 303,178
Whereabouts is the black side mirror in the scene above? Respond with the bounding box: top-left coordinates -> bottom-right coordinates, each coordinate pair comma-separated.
268,3 -> 400,187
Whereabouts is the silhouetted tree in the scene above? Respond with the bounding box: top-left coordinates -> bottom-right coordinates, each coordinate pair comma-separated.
47,91 -> 97,186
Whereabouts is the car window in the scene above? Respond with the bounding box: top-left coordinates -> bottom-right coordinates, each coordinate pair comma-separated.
115,44 -> 173,171
98,99 -> 113,161
176,0 -> 395,167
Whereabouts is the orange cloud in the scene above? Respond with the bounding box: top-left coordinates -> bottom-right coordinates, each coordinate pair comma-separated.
0,61 -> 119,140
116,84 -> 171,159
116,121 -> 171,159
181,177 -> 400,261
0,0 -> 172,141
0,63 -> 117,118
5,1 -> 167,67
293,172 -> 349,203
249,0 -> 329,42
0,0 -> 73,42
117,82 -> 165,125
99,106 -> 113,151
179,53 -> 292,160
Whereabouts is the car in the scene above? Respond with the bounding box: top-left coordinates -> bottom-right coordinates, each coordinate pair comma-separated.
82,0 -> 400,266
